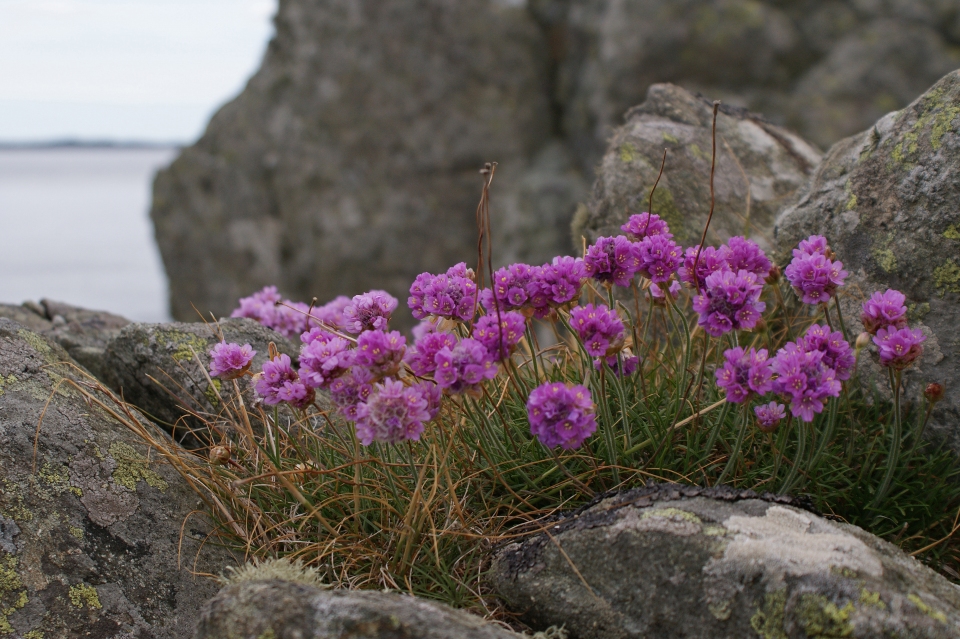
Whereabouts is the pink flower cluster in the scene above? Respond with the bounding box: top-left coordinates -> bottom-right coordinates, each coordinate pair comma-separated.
784,235 -> 847,304
472,311 -> 527,360
342,290 -> 398,333
231,286 -> 315,338
228,288 -> 443,446
692,269 -> 765,336
208,342 -> 256,380
621,212 -> 673,241
771,343 -> 842,422
526,382 -> 598,449
715,347 -> 773,403
859,288 -> 924,370
433,338 -> 498,396
479,257 -> 585,318
569,304 -> 626,358
408,263 -> 477,322
583,232 -> 682,287
860,289 -> 907,335
678,236 -> 771,287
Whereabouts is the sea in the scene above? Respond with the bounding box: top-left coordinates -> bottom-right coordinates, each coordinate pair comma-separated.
0,146 -> 176,322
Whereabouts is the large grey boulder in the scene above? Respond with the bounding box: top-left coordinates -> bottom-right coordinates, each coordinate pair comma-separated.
195,575 -> 522,639
0,299 -> 131,381
0,319 -> 234,637
151,0 -> 584,323
531,0 -> 960,167
574,83 -> 821,248
101,318 -> 295,445
492,484 -> 960,639
775,69 -> 960,451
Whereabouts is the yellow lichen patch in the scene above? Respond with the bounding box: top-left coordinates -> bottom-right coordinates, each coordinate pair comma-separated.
907,594 -> 947,623
943,224 -> 960,240
108,442 -> 168,492
37,463 -> 82,498
256,630 -> 276,639
845,192 -> 857,211
646,186 -> 685,242
796,594 -> 854,637
930,104 -> 960,151
156,330 -> 210,363
662,132 -> 679,144
68,583 -> 101,610
933,259 -> 960,296
708,600 -> 732,621
859,588 -> 885,610
0,481 -> 33,523
619,143 -> 637,164
690,143 -> 707,161
17,330 -> 52,358
204,378 -> 222,407
907,302 -> 930,322
641,507 -> 702,524
750,589 -> 787,639
0,375 -> 17,397
68,526 -> 84,540
702,524 -> 727,536
0,555 -> 27,634
23,630 -> 43,639
872,247 -> 897,273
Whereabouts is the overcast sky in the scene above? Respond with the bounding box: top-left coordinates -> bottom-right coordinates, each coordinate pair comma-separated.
0,0 -> 276,143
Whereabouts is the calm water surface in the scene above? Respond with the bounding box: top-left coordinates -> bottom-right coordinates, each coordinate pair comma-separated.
0,147 -> 175,322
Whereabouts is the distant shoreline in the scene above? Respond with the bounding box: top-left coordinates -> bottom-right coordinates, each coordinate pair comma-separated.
0,140 -> 185,150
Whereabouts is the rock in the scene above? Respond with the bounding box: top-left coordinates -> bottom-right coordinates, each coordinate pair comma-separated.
788,19 -> 960,148
574,83 -> 821,248
101,318 -> 296,445
0,300 -> 131,381
530,0 -> 960,165
774,69 -> 960,451
0,319 -> 235,637
492,484 -> 960,639
195,576 -> 522,639
151,0 -> 582,324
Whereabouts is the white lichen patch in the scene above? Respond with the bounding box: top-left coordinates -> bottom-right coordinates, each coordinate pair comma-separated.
605,506 -> 703,538
714,506 -> 882,580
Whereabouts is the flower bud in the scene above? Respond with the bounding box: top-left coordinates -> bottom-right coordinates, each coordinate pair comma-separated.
209,445 -> 231,466
855,332 -> 871,351
765,265 -> 781,285
924,383 -> 945,404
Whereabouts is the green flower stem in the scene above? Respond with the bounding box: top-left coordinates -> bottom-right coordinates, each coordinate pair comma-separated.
597,368 -> 621,485
906,397 -> 935,460
873,368 -> 903,507
780,415 -> 805,494
833,296 -> 851,342
717,404 -> 750,484
810,394 -> 840,471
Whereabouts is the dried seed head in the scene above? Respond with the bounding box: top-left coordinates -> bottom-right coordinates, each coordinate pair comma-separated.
209,445 -> 231,465
924,383 -> 945,404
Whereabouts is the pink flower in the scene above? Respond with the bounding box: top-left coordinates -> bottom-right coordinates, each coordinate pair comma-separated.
873,327 -> 925,370
527,382 -> 597,449
208,342 -> 256,380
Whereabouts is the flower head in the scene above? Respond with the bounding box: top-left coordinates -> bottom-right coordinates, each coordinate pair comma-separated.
231,286 -> 316,338
404,330 -> 457,377
353,330 -> 406,379
526,382 -> 597,449
354,379 -> 434,445
635,234 -> 683,283
309,296 -> 352,333
873,327 -> 925,370
772,343 -> 841,422
299,336 -> 353,389
480,262 -> 544,315
784,236 -> 847,304
472,311 -> 527,360
715,347 -> 773,403
255,354 -> 314,408
800,324 -> 855,381
583,236 -> 640,287
569,304 -> 626,358
328,367 -> 375,420
343,290 -> 398,333
533,256 -> 586,312
724,237 -> 772,279
692,269 -> 765,337
754,402 -> 786,432
208,342 -> 256,380
433,338 -> 498,396
678,245 -> 728,287
621,212 -> 673,241
408,263 -> 477,322
861,289 -> 908,335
